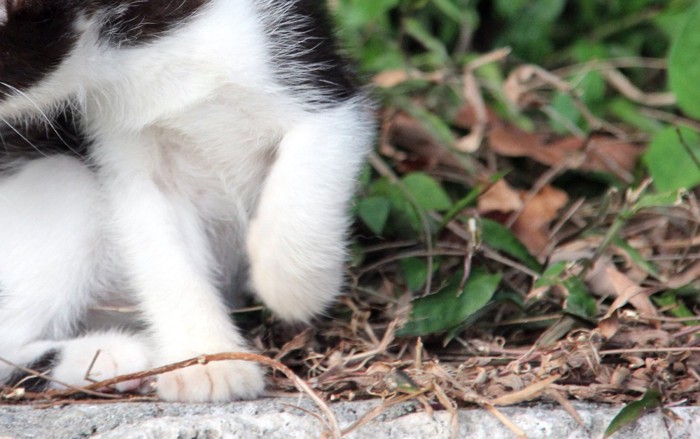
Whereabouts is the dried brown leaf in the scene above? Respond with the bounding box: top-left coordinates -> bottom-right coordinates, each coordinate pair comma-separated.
478,179 -> 523,213
487,121 -> 641,179
587,260 -> 658,319
512,185 -> 568,255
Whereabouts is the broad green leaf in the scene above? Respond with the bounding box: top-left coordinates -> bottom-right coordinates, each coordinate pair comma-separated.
370,178 -> 422,236
669,4 -> 700,119
550,92 -> 583,134
400,257 -> 429,292
604,388 -> 662,438
482,219 -> 543,272
643,127 -> 700,191
339,0 -> 399,27
397,270 -> 501,337
563,277 -> 597,321
357,197 -> 391,235
402,172 -> 452,211
579,71 -> 607,108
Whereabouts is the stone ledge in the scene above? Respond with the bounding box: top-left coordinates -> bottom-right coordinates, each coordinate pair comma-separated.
0,399 -> 696,438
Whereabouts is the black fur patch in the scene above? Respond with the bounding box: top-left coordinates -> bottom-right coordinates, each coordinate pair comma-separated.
0,110 -> 89,173
96,0 -> 210,46
5,349 -> 60,393
265,0 -> 360,104
0,2 -> 78,93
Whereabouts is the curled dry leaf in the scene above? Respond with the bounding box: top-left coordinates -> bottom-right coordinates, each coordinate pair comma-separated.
587,259 -> 658,319
512,185 -> 569,256
503,64 -> 571,108
599,315 -> 621,340
478,179 -> 522,213
479,179 -> 568,256
487,121 -> 642,179
455,70 -> 488,153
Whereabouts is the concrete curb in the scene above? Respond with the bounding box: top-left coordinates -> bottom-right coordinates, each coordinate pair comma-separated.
0,399 -> 697,438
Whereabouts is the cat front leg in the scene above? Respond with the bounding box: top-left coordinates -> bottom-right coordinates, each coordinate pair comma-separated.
247,100 -> 374,322
99,134 -> 264,402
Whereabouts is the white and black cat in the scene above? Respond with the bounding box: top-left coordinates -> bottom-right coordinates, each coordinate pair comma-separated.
0,0 -> 373,402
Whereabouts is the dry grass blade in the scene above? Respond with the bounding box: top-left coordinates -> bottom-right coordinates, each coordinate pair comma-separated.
491,375 -> 561,406
545,388 -> 585,426
433,382 -> 459,439
482,402 -> 528,439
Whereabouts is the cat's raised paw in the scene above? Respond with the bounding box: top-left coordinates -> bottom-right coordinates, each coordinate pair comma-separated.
156,360 -> 264,402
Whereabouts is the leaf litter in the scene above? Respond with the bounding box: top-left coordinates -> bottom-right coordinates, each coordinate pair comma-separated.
2,54 -> 700,438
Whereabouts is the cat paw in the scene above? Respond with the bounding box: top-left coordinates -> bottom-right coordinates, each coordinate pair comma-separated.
247,218 -> 343,322
51,332 -> 151,392
156,360 -> 264,402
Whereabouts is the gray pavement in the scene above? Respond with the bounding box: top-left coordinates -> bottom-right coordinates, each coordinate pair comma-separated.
0,398 -> 697,438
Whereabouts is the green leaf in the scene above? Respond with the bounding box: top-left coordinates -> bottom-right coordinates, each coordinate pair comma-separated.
550,92 -> 583,134
632,190 -> 684,212
535,261 -> 569,288
613,237 -> 660,278
404,18 -> 450,63
401,101 -> 456,147
652,292 -> 699,324
440,171 -> 510,228
339,0 -> 400,27
400,257 -> 430,292
669,4 -> 700,119
440,186 -> 481,228
431,0 -> 464,23
397,270 -> 501,337
370,178 -> 422,236
357,197 -> 391,235
563,277 -> 597,321
402,172 -> 453,211
643,127 -> 700,191
607,98 -> 662,133
482,219 -> 543,272
604,388 -> 662,438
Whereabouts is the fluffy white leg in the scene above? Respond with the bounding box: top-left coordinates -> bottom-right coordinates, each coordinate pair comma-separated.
98,133 -> 264,402
0,156 -> 102,383
247,100 -> 373,321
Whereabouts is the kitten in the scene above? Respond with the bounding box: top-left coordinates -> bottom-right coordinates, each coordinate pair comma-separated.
0,0 -> 373,402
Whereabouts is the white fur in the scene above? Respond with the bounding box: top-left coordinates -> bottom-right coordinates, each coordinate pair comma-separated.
0,0 -> 373,401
